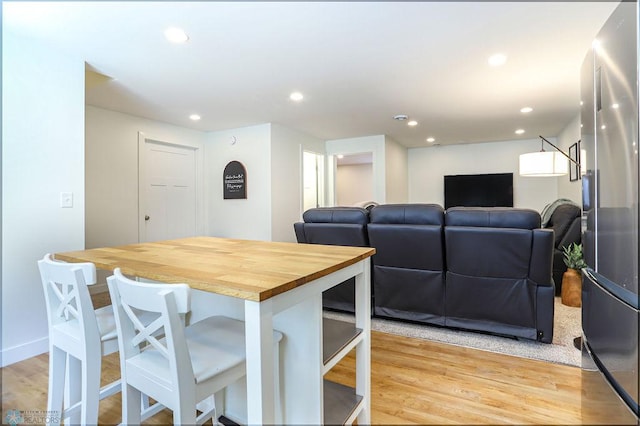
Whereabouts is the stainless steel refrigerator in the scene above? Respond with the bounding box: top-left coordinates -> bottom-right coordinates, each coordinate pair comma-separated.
580,1 -> 639,424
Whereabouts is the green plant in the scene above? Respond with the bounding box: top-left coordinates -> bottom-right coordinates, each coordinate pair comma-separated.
562,243 -> 587,270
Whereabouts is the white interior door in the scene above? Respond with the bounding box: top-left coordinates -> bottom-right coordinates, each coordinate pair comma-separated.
139,137 -> 197,242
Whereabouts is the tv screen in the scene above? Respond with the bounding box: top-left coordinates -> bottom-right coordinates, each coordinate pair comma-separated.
444,173 -> 513,209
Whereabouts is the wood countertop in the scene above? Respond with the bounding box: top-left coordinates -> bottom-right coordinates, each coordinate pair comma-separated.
55,236 -> 374,302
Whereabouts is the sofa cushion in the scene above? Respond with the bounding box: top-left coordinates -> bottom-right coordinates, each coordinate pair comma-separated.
302,207 -> 369,225
368,204 -> 446,325
445,227 -> 532,278
445,207 -> 541,229
299,223 -> 370,247
295,207 -> 370,314
369,204 -> 445,270
297,207 -> 370,247
443,206 -> 552,342
370,203 -> 444,225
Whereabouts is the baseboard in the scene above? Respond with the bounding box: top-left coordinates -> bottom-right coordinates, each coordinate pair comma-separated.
1,336 -> 48,367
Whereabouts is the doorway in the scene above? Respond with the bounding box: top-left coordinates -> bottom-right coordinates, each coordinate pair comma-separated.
335,152 -> 374,206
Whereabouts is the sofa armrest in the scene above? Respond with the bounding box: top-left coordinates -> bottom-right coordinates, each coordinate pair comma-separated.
530,228 -> 555,287
294,222 -> 306,243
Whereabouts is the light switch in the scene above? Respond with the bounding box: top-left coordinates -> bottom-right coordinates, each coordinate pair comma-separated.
60,192 -> 73,208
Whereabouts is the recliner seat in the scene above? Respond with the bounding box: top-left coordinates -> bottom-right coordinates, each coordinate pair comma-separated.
367,204 -> 446,325
444,207 -> 555,342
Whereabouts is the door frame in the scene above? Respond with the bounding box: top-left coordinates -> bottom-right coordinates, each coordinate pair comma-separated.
137,132 -> 205,242
301,149 -> 325,215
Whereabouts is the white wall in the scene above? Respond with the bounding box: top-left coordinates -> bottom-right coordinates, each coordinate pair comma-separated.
85,106 -> 206,249
2,33 -> 85,366
326,135 -> 386,204
408,138 -> 560,213
555,114 -> 583,205
206,124 -> 272,241
384,136 -> 408,204
86,112 -> 324,246
270,124 -> 324,242
336,164 -> 374,205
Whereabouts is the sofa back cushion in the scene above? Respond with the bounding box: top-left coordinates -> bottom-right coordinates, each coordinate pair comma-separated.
295,207 -> 369,246
446,227 -> 533,278
368,204 -> 446,323
444,207 -> 541,278
445,207 -> 541,229
368,203 -> 445,270
294,207 -> 370,313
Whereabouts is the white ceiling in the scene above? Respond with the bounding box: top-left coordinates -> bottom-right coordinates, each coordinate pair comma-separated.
4,1 -> 618,148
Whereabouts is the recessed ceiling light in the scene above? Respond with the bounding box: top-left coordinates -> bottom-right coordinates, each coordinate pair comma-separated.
290,92 -> 304,101
407,120 -> 418,127
515,129 -> 525,135
426,137 -> 435,143
612,103 -> 620,109
520,107 -> 533,113
337,154 -> 344,159
164,27 -> 189,43
488,53 -> 507,67
189,114 -> 201,121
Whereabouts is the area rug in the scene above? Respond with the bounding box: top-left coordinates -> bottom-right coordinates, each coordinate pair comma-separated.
323,297 -> 582,367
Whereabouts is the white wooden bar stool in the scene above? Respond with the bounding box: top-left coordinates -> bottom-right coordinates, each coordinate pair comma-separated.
39,254 -> 122,425
107,268 -> 284,425
38,254 -> 161,425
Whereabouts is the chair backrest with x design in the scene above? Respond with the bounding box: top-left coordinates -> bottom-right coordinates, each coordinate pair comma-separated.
108,269 -> 195,402
38,254 -> 101,354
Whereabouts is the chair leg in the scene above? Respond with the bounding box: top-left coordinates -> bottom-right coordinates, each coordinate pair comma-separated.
81,354 -> 101,425
47,347 -> 65,426
66,354 -> 81,425
213,392 -> 225,425
122,384 -> 143,426
174,393 -> 197,426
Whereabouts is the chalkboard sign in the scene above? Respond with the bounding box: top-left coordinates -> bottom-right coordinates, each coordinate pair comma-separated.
223,161 -> 247,199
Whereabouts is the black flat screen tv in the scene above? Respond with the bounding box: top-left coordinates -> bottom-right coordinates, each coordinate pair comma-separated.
444,173 -> 513,209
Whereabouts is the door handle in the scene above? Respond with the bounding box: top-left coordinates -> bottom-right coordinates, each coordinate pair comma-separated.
145,215 -> 150,221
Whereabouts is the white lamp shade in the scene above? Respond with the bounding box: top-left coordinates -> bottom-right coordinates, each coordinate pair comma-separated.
519,151 -> 568,176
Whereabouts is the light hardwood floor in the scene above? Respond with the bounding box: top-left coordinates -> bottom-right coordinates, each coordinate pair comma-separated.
327,331 -> 582,425
2,292 -> 582,424
2,332 -> 582,425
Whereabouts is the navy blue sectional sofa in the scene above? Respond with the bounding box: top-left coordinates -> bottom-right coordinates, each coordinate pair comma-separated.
294,204 -> 555,343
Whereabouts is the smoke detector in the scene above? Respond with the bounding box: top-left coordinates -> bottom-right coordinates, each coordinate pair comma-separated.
393,114 -> 409,121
